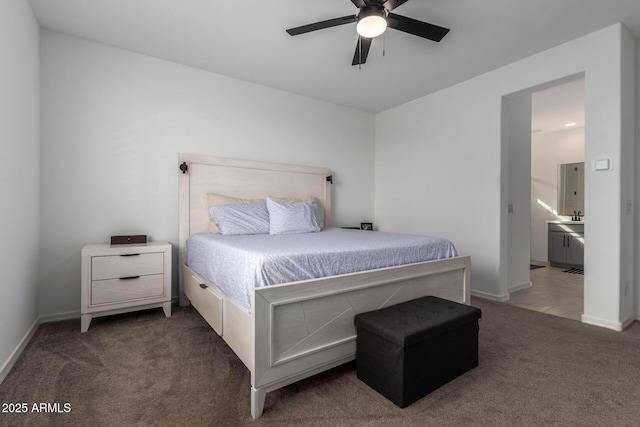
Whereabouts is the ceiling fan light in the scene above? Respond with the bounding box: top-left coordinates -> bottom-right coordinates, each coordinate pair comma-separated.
357,16 -> 387,38
357,6 -> 387,38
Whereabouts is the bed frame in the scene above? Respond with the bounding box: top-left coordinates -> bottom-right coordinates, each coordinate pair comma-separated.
177,153 -> 471,419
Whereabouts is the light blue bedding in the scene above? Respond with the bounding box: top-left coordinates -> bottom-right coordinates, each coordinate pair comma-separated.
185,227 -> 458,313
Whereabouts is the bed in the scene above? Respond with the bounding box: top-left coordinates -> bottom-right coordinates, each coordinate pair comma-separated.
178,153 -> 471,419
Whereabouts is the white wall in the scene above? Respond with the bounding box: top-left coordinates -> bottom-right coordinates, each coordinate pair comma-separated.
39,31 -> 375,317
0,0 -> 40,376
530,127 -> 585,262
375,24 -> 635,330
619,29 -> 636,324
504,94 -> 532,293
634,40 -> 640,321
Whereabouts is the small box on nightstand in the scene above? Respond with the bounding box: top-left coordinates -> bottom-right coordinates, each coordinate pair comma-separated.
110,234 -> 147,245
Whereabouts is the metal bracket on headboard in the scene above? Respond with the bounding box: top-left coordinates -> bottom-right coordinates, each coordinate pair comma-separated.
179,162 -> 188,174
326,175 -> 333,184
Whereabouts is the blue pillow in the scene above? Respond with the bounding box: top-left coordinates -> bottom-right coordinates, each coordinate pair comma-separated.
209,203 -> 270,235
266,198 -> 322,235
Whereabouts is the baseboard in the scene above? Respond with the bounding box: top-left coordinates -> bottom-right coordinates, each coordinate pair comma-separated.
471,289 -> 510,302
40,310 -> 81,324
509,281 -> 532,293
620,316 -> 635,330
37,299 -> 177,325
581,314 -> 627,331
530,259 -> 549,266
0,318 -> 40,385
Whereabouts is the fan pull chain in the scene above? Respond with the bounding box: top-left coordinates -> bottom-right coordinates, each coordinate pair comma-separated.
383,10 -> 387,58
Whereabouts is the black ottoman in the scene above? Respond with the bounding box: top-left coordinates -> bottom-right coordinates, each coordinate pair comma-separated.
354,296 -> 481,408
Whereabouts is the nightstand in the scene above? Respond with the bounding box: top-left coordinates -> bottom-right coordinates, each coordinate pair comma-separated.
81,242 -> 172,332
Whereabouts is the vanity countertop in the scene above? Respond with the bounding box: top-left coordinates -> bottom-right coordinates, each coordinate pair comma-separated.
545,220 -> 584,224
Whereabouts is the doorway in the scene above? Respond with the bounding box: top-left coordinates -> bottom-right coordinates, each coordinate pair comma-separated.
503,77 -> 585,321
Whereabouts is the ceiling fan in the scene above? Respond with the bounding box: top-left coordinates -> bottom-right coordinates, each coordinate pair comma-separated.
286,0 -> 450,66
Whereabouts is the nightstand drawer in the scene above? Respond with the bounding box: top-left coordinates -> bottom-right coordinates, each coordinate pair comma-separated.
91,274 -> 165,305
92,253 -> 164,280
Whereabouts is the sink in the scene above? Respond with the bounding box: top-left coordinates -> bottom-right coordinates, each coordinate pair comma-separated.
545,217 -> 584,224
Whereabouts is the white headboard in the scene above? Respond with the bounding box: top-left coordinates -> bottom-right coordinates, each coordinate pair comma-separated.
178,153 -> 332,260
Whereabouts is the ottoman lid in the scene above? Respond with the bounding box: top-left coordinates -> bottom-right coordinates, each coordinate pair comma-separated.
354,296 -> 481,347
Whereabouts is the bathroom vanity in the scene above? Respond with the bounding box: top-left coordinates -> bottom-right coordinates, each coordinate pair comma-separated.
547,221 -> 584,269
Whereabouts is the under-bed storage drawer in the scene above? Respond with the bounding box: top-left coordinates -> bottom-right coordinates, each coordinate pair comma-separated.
184,272 -> 223,335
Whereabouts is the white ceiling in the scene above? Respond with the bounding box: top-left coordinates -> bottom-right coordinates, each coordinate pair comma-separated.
28,0 -> 640,114
532,78 -> 585,134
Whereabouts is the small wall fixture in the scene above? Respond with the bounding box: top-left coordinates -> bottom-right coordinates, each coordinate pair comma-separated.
357,6 -> 387,38
593,158 -> 612,171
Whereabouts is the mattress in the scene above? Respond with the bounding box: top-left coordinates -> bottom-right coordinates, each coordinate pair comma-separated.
185,227 -> 458,313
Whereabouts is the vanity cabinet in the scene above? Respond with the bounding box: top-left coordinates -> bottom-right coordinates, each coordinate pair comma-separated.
548,223 -> 584,268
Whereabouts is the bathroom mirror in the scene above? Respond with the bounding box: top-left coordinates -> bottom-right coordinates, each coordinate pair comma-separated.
557,162 -> 584,216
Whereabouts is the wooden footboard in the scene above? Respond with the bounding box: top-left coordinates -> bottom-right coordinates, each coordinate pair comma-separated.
250,255 -> 471,418
181,256 -> 470,419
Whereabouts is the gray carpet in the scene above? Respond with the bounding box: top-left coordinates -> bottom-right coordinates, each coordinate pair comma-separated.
1,299 -> 639,426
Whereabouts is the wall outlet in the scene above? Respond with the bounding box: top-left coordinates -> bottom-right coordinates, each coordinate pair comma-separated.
626,200 -> 633,215
508,204 -> 513,213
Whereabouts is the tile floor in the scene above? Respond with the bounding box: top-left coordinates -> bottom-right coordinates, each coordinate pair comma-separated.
506,264 -> 584,321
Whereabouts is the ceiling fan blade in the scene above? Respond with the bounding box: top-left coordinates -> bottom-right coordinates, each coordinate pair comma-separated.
382,0 -> 410,11
386,13 -> 450,42
351,0 -> 368,8
286,15 -> 357,36
352,37 -> 373,66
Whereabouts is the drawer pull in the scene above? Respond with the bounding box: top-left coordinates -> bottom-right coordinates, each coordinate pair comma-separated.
120,254 -> 141,257
199,283 -> 207,289
119,276 -> 141,280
